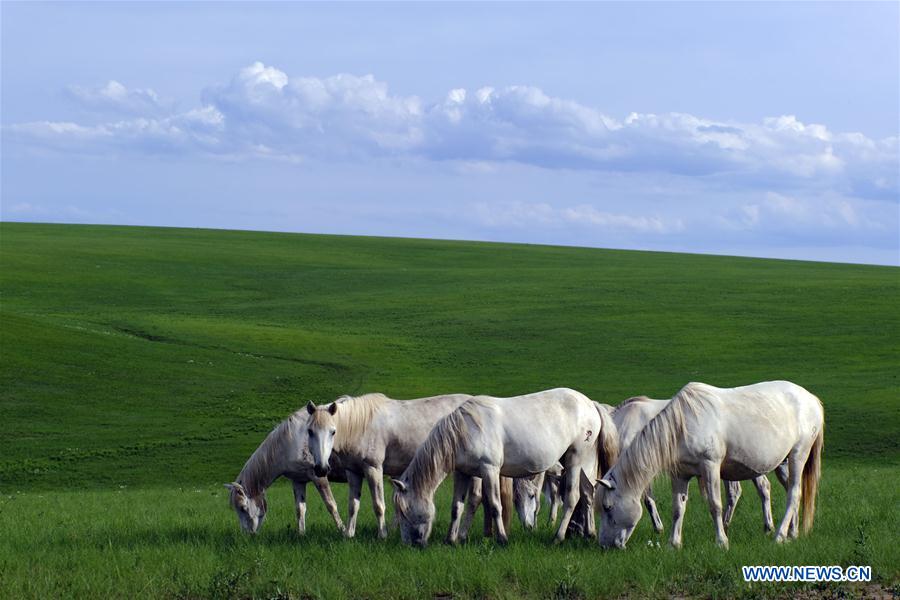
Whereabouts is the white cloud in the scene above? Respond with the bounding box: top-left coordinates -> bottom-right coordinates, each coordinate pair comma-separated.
728,192 -> 885,232
561,205 -> 682,234
473,201 -> 683,234
5,62 -> 898,201
199,62 -> 424,158
66,80 -> 173,116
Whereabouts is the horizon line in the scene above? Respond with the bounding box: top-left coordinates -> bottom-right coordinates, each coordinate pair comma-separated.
2,219 -> 896,269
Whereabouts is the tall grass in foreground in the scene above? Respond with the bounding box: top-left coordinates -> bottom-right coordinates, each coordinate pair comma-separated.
1,463 -> 896,599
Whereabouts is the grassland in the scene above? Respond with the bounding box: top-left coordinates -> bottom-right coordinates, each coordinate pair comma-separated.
0,222 -> 897,599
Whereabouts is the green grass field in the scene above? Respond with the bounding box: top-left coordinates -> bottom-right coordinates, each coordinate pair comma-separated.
1,222 -> 897,599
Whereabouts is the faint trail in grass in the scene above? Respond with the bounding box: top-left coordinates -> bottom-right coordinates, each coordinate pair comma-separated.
109,324 -> 351,373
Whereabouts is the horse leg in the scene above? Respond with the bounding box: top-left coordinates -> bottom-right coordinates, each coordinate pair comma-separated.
553,466 -> 582,543
459,476 -> 482,543
583,485 -> 596,538
313,477 -> 345,533
723,480 -> 741,534
669,476 -> 690,549
482,477 -> 493,538
533,471 -> 546,521
774,461 -> 798,538
775,454 -> 804,543
752,475 -> 774,533
643,487 -> 664,533
699,463 -> 729,548
445,471 -> 472,545
546,478 -> 561,525
482,468 -> 508,544
363,464 -> 387,539
292,480 -> 307,536
345,470 -> 363,538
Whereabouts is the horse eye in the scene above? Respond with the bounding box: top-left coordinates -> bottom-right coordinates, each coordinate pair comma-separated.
330,430 -> 336,436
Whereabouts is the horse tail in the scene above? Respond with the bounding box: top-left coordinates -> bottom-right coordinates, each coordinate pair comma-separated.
801,424 -> 824,534
594,403 -> 620,479
500,476 -> 513,532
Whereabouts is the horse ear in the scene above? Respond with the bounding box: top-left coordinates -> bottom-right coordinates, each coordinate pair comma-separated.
391,478 -> 407,492
328,402 -> 338,415
225,482 -> 246,496
598,478 -> 615,490
579,469 -> 595,497
306,401 -> 316,414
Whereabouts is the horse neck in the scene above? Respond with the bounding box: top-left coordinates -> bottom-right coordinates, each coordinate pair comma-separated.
407,416 -> 461,499
332,395 -> 386,454
239,422 -> 294,496
411,453 -> 453,501
615,402 -> 684,496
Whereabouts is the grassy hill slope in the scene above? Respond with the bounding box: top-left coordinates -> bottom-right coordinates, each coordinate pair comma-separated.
0,222 -> 897,598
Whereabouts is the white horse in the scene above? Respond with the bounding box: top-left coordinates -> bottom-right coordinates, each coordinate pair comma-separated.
613,395 -> 788,534
512,463 -> 564,530
225,408 -> 345,535
595,381 -> 823,549
392,388 -> 619,546
305,393 -> 480,539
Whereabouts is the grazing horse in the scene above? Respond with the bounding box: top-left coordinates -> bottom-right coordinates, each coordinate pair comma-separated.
305,393 -> 484,539
595,381 -> 823,549
392,388 -> 619,546
512,463 -> 565,531
225,408 -> 345,535
613,396 -> 787,534
512,472 -> 546,530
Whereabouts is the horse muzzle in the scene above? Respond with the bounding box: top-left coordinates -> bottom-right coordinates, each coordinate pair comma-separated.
314,465 -> 330,477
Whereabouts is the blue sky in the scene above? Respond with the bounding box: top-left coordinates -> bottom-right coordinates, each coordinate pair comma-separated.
2,2 -> 898,265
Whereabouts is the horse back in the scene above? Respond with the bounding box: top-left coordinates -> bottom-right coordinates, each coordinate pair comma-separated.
377,394 -> 473,474
690,381 -> 822,477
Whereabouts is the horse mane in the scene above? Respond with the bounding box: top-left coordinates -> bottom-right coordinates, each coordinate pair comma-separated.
612,384 -> 711,492
330,393 -> 388,452
234,409 -> 306,498
594,403 -> 620,478
618,395 -> 652,407
405,398 -> 489,495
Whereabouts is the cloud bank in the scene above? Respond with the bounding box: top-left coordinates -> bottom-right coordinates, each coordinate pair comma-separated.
4,62 -> 897,265
7,62 -> 897,202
